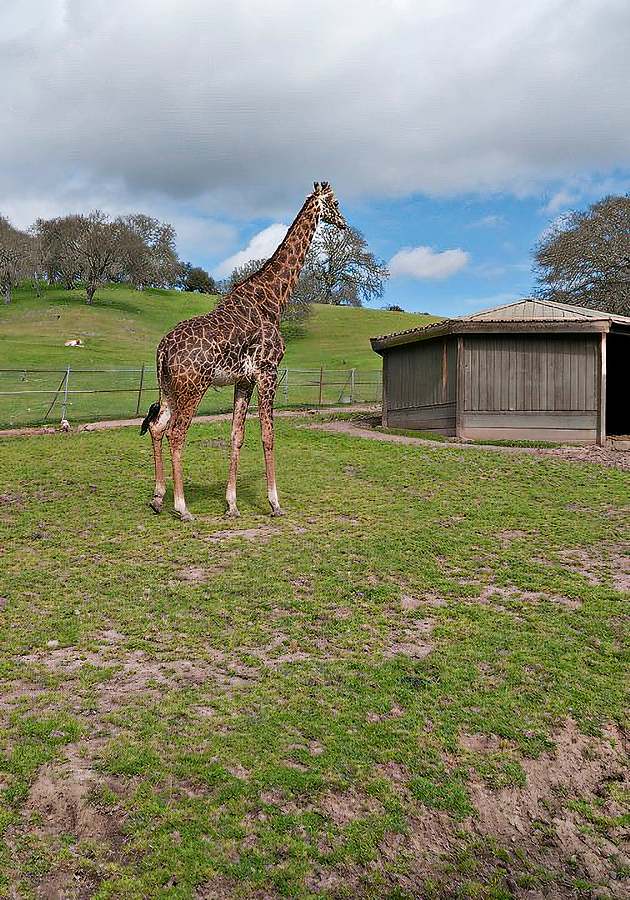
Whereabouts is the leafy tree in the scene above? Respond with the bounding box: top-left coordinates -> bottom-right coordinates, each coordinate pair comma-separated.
33,215 -> 83,289
178,262 -> 216,294
385,303 -> 405,312
535,195 -> 630,315
295,225 -> 389,307
0,216 -> 32,304
119,214 -> 179,290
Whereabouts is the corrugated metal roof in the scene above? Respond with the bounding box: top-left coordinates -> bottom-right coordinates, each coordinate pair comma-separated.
371,298 -> 630,349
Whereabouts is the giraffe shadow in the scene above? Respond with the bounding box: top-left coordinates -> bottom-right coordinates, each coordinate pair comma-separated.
185,474 -> 261,514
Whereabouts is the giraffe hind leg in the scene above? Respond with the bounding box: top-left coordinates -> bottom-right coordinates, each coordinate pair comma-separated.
166,402 -> 197,522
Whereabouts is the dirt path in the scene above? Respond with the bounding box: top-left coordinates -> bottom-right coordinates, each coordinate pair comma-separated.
0,405 -> 380,440
307,420 -> 630,470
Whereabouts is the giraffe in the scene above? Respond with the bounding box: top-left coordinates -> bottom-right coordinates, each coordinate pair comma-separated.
140,182 -> 346,521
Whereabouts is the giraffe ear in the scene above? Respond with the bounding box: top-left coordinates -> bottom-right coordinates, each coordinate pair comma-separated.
322,181 -> 330,190
313,181 -> 320,192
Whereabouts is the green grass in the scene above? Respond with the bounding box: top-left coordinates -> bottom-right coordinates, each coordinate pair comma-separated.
0,284 -> 436,427
0,419 -> 628,898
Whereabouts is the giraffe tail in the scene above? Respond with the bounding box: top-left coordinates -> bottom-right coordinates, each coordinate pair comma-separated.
140,401 -> 161,435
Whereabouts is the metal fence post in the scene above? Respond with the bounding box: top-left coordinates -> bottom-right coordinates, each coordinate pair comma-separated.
284,367 -> 289,404
135,363 -> 146,416
318,366 -> 324,406
61,366 -> 70,421
44,370 -> 69,421
350,368 -> 355,403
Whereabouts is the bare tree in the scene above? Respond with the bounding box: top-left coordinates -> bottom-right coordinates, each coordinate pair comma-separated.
535,195 -> 630,315
0,216 -> 32,304
295,224 -> 389,307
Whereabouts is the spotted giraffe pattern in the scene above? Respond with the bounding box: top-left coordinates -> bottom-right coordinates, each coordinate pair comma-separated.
145,182 -> 346,520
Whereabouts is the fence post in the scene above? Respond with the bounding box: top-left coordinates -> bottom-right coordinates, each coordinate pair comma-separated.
61,366 -> 70,421
350,368 -> 355,403
284,367 -> 289,404
44,370 -> 69,421
135,363 -> 146,416
318,366 -> 324,407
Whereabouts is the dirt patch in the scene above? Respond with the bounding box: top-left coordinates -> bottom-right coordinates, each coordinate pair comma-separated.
498,529 -> 528,547
319,788 -> 384,826
384,618 -> 434,659
176,565 -> 210,583
465,719 -> 630,897
0,491 -> 24,507
475,584 -> 582,610
205,525 -> 281,543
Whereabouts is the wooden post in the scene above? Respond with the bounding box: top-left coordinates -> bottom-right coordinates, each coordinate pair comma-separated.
597,333 -> 607,446
380,355 -> 387,426
350,368 -> 355,403
318,366 -> 324,407
456,336 -> 465,439
135,363 -> 146,416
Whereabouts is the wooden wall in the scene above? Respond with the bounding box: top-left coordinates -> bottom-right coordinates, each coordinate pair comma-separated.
459,334 -> 600,442
383,336 -> 457,433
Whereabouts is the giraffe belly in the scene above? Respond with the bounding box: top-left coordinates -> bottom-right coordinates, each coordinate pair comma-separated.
210,355 -> 257,387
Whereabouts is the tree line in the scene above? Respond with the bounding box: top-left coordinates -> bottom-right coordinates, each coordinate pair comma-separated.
0,209 -> 391,314
0,210 -> 215,305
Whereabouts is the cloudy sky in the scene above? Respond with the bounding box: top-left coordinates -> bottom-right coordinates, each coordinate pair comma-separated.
2,0 -> 629,314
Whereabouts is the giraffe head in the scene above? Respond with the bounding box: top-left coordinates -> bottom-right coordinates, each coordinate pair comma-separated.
313,181 -> 346,229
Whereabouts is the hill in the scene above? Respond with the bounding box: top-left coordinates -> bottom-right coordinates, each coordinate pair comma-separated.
0,284 -> 438,426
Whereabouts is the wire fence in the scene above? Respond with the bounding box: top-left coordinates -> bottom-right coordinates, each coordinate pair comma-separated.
0,366 -> 382,428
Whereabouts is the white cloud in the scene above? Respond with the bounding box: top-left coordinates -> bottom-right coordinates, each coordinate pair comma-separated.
389,246 -> 469,280
469,214 -> 505,228
215,223 -> 288,277
541,190 -> 580,215
0,0 -> 628,223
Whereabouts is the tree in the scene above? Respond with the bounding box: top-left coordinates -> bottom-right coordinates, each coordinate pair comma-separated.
295,225 -> 389,307
0,216 -> 32,304
33,215 -> 83,289
119,214 -> 180,290
534,195 -> 630,316
178,262 -> 216,294
222,257 -> 267,293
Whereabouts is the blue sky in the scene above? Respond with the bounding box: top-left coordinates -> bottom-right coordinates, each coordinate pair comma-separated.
1,1 -> 629,318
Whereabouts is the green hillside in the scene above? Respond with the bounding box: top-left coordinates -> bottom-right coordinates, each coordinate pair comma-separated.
0,284 -> 438,427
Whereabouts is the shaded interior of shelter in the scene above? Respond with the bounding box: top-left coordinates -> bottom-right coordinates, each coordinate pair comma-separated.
606,333 -> 630,435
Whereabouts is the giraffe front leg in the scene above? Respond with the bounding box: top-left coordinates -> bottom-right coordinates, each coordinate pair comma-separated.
257,374 -> 283,517
226,381 -> 253,518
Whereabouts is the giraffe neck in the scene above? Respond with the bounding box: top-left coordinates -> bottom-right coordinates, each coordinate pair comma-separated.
245,195 -> 320,319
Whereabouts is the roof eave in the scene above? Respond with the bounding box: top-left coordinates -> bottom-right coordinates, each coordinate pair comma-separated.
371,318 -> 613,352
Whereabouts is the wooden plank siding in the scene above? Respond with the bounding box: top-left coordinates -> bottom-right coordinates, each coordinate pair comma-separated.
383,337 -> 457,434
459,334 -> 600,443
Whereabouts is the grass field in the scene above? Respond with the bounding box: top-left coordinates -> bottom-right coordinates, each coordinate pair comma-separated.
0,285 -> 436,428
0,418 -> 628,898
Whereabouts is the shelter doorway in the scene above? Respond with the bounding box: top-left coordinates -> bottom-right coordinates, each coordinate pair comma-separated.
606,334 -> 630,436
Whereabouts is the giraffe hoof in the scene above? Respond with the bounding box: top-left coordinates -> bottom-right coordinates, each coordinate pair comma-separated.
270,507 -> 285,517
149,499 -> 162,514
177,510 -> 194,522
225,507 -> 240,519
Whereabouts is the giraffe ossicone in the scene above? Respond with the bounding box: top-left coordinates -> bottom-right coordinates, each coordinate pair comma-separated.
140,182 -> 347,520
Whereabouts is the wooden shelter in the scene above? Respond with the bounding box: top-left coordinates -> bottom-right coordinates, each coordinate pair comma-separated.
371,299 -> 630,444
